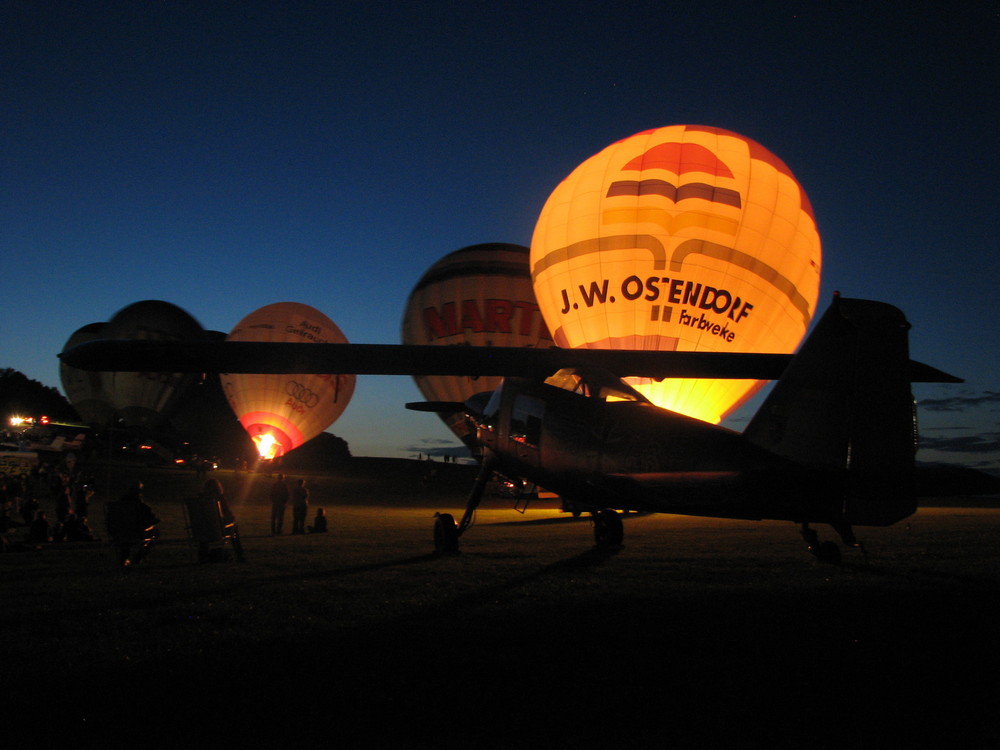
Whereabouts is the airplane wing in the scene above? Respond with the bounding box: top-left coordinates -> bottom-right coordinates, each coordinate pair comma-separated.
58,339 -> 962,383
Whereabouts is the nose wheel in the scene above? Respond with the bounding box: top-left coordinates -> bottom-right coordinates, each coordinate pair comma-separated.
592,508 -> 624,550
433,512 -> 459,555
432,456 -> 494,555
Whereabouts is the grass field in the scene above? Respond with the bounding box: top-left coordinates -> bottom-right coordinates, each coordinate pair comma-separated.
3,459 -> 999,748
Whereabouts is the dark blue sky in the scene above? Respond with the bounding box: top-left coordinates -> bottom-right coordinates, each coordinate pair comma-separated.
3,1 -> 997,468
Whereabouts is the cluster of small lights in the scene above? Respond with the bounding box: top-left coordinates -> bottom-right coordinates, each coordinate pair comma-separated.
9,416 -> 47,428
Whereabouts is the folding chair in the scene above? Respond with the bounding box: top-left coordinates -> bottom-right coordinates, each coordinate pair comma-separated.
183,496 -> 246,563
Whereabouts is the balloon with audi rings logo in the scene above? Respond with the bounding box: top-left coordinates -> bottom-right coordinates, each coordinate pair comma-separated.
222,302 -> 356,459
530,125 -> 822,424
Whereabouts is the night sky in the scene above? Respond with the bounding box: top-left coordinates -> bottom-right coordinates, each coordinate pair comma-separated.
3,2 -> 997,469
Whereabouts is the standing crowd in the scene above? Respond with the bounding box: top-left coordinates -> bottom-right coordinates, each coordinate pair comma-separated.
3,462 -> 330,561
269,474 -> 327,535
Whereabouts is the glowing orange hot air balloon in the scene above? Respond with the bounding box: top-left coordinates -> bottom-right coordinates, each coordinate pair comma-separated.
401,243 -> 552,446
530,125 -> 821,423
222,303 -> 356,459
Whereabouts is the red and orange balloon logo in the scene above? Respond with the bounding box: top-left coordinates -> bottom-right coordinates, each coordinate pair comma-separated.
530,125 -> 822,423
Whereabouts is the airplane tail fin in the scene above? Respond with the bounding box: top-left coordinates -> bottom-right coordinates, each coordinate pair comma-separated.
744,296 -> 918,525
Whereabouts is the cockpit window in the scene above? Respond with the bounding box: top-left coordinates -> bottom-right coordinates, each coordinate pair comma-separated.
544,368 -> 586,394
599,381 -> 647,403
543,368 -> 648,403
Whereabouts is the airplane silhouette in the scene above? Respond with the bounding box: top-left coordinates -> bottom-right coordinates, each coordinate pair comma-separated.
61,294 -> 964,562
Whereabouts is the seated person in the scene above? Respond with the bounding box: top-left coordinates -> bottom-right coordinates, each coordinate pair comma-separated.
106,483 -> 160,567
308,507 -> 328,533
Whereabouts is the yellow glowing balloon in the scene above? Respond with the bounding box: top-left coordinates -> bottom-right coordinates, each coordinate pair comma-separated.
530,125 -> 822,423
401,243 -> 552,445
222,303 -> 356,459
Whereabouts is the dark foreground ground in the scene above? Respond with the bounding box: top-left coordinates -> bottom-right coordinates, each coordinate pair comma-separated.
4,460 -> 998,748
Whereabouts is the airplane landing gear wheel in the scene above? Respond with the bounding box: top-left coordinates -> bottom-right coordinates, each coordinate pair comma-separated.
434,513 -> 459,555
592,508 -> 624,550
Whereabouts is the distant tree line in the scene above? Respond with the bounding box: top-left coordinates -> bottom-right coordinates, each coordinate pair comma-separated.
0,368 -> 80,422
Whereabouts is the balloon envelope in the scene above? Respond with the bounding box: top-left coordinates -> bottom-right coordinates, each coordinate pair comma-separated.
222,302 -> 355,459
401,243 -> 552,446
60,323 -> 116,427
101,300 -> 206,427
530,125 -> 821,423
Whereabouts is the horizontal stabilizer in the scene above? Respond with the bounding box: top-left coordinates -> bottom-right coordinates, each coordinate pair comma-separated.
907,360 -> 963,383
405,401 -> 468,414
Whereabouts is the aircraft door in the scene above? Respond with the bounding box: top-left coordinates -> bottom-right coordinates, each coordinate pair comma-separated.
508,393 -> 545,469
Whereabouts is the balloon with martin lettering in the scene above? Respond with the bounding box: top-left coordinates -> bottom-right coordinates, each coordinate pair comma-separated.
530,125 -> 822,423
222,302 -> 355,460
402,243 -> 553,447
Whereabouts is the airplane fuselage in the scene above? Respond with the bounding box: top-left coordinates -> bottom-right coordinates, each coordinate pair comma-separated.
474,376 -> 910,527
